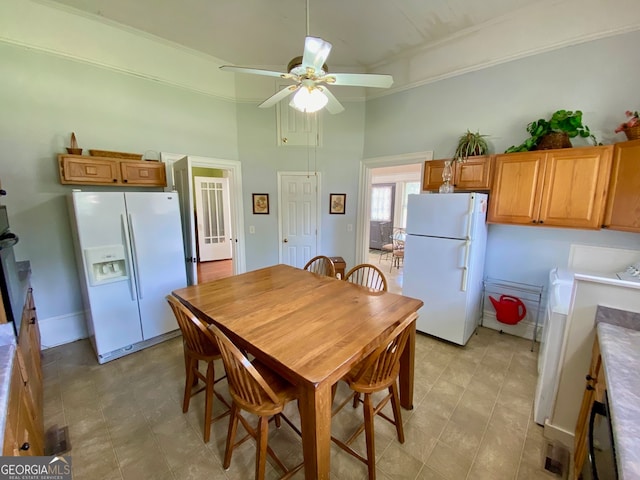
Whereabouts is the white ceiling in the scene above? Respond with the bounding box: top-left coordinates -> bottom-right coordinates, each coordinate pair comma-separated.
40,0 -> 640,96
47,0 -> 548,69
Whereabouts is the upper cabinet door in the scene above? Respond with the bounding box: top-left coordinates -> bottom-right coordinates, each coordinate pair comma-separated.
422,160 -> 447,191
603,139 -> 640,232
120,160 -> 167,186
539,146 -> 612,229
455,155 -> 493,190
422,155 -> 492,192
488,152 -> 546,224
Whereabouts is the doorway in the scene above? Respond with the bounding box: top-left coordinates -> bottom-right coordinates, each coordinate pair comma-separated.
355,151 -> 432,269
369,183 -> 396,250
161,153 -> 246,285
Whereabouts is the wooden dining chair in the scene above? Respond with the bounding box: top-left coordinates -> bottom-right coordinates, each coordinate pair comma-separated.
166,295 -> 230,443
201,323 -> 304,480
303,255 -> 336,277
345,263 -> 388,292
331,312 -> 418,480
390,231 -> 405,272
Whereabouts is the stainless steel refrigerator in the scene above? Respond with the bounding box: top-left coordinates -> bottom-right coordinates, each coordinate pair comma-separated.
68,191 -> 187,363
403,193 -> 488,345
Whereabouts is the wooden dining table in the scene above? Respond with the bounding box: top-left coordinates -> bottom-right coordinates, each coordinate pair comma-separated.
172,264 -> 423,479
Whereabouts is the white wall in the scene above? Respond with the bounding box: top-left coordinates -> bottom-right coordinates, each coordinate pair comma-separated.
364,30 -> 640,296
235,98 -> 366,271
0,42 -> 238,346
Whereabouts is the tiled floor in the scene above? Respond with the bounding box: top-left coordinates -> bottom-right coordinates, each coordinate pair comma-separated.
369,250 -> 403,294
43,322 -> 559,479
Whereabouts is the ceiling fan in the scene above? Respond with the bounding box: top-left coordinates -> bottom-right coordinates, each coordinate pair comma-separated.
219,1 -> 393,114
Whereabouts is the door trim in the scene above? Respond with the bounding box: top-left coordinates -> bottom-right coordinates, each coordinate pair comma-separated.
356,151 -> 433,265
160,152 -> 246,274
277,171 -> 322,265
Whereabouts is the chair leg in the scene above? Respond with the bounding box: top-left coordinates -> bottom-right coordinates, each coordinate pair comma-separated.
203,360 -> 215,443
256,415 -> 269,480
389,382 -> 405,443
223,403 -> 240,469
363,393 -> 376,480
183,356 -> 197,413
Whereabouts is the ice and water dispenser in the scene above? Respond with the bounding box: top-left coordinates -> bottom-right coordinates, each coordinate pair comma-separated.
84,245 -> 129,286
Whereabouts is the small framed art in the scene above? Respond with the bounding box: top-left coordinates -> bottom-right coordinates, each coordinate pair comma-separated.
329,193 -> 346,214
252,193 -> 269,214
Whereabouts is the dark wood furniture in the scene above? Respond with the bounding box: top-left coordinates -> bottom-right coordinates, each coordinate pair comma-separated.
172,264 -> 423,479
329,256 -> 346,279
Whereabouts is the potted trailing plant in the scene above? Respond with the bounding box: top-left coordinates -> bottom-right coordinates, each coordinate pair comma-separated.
454,130 -> 489,161
614,110 -> 640,140
505,110 -> 598,153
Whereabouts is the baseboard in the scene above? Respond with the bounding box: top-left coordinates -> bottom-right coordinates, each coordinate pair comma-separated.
543,419 -> 575,451
39,311 -> 88,350
481,310 -> 539,342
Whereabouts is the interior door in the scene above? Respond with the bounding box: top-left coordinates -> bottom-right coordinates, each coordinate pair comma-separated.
369,183 -> 395,249
173,156 -> 197,285
194,176 -> 232,261
279,173 -> 318,268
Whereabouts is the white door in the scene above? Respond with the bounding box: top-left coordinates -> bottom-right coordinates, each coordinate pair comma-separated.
279,173 -> 318,268
194,176 -> 232,261
173,156 -> 197,285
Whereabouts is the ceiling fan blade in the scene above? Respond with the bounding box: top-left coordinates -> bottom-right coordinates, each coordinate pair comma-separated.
319,87 -> 345,114
301,36 -> 332,73
258,85 -> 300,109
220,65 -> 289,79
324,73 -> 394,88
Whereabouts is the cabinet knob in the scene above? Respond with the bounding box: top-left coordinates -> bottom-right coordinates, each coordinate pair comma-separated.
19,442 -> 30,451
532,220 -> 537,224
113,179 -> 118,183
539,220 -> 544,224
123,179 -> 128,183
586,385 -> 595,391
601,225 -> 608,229
586,374 -> 594,381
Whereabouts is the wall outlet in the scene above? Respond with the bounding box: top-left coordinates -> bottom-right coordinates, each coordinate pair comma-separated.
249,226 -> 255,234
347,224 -> 353,232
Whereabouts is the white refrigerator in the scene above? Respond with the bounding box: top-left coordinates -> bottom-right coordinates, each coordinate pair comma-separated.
68,191 -> 187,363
403,193 -> 488,345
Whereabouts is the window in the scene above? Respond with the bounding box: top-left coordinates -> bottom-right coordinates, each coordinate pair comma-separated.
400,182 -> 420,227
371,185 -> 393,222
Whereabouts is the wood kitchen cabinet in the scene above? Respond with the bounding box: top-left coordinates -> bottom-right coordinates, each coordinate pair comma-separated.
59,154 -> 167,187
3,288 -> 43,456
422,155 -> 493,191
487,145 -> 613,229
602,139 -> 640,232
574,335 -> 605,477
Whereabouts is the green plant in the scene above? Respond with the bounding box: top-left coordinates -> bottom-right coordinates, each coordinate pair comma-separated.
505,110 -> 598,153
454,130 -> 489,161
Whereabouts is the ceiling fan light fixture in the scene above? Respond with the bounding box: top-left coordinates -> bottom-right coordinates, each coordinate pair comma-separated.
290,86 -> 328,113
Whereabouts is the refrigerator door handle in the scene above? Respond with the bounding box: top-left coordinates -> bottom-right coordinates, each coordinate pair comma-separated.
461,240 -> 471,292
121,214 -> 137,302
128,213 -> 143,300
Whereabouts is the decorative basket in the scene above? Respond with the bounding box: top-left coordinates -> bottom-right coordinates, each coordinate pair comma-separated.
624,125 -> 640,141
535,132 -> 572,150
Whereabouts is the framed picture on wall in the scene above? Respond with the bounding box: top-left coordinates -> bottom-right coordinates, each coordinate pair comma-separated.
252,194 -> 269,214
329,193 -> 346,214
